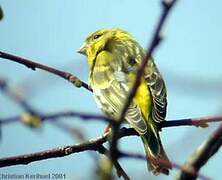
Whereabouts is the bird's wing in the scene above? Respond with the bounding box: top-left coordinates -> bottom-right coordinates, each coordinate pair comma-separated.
91,51 -> 148,134
125,54 -> 167,123
143,58 -> 167,123
94,80 -> 148,134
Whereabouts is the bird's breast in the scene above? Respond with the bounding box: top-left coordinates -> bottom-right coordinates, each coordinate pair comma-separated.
90,69 -> 128,118
90,65 -> 115,89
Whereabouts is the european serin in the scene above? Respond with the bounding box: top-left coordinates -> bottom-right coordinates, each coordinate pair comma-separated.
78,28 -> 172,175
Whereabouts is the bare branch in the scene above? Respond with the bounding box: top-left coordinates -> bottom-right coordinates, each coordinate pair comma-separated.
1,109 -> 222,129
1,118 -> 222,170
1,1 -> 220,179
160,115 -> 222,128
52,121 -> 99,161
0,128 -> 136,168
0,131 -> 109,168
109,0 -> 179,159
0,111 -> 115,126
0,51 -> 92,91
2,75 -> 220,179
120,152 -> 210,180
0,78 -> 36,114
0,0 -> 178,161
2,77 -> 222,129
176,124 -> 222,180
0,123 -> 214,180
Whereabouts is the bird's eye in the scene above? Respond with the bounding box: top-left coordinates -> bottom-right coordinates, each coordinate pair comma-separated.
93,34 -> 101,39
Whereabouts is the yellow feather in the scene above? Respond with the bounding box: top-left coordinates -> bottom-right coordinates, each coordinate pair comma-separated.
134,78 -> 152,121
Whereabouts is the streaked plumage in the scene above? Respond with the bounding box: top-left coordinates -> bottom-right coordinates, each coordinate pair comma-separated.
78,28 -> 172,175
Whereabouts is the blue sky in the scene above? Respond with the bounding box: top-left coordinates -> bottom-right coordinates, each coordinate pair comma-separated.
0,1 -> 222,179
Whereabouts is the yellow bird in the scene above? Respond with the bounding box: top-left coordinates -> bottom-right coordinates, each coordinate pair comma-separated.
78,28 -> 172,175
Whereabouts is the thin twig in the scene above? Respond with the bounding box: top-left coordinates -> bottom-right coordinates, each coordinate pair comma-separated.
52,121 -> 99,161
0,51 -> 92,91
1,119 -> 221,170
0,128 -> 135,168
160,115 -> 222,128
118,0 -> 178,124
1,77 -> 221,130
41,111 -> 115,125
0,78 -> 36,114
109,0 -> 178,159
176,124 -> 222,180
1,1 -> 220,179
120,152 -> 210,180
0,132 -> 109,168
0,125 -> 213,180
0,0 -> 178,159
1,111 -> 222,129
0,111 -> 115,125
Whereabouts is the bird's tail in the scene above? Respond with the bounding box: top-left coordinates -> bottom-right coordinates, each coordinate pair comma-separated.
141,122 -> 172,175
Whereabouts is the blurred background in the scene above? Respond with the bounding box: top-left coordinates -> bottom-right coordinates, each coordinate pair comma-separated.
0,0 -> 222,179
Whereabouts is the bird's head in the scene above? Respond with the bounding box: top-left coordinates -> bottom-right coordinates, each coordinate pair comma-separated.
78,28 -> 134,63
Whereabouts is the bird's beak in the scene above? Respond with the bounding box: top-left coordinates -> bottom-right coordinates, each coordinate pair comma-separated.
78,43 -> 87,55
